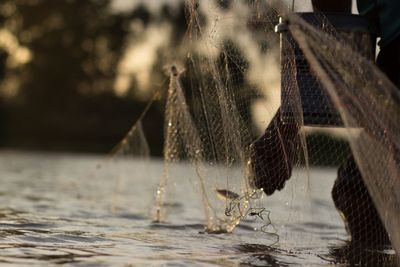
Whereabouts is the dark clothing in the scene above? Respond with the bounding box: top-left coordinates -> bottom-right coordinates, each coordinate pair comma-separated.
357,0 -> 400,47
250,6 -> 400,246
311,0 -> 352,14
376,34 -> 400,87
332,155 -> 391,245
331,32 -> 400,246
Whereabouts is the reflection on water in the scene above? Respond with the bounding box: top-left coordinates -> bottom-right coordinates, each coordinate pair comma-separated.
0,151 -> 396,266
327,242 -> 396,266
0,210 -> 110,265
235,244 -> 290,267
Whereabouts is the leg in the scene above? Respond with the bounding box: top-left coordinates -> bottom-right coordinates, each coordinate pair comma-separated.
331,22 -> 400,248
332,155 -> 390,245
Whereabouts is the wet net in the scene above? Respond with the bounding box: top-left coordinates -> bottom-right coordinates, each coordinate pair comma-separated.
108,0 -> 399,265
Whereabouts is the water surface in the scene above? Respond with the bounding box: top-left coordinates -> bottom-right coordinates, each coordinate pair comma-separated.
0,151 -> 395,266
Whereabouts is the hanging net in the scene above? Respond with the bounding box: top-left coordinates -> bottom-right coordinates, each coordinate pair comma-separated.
109,0 -> 400,265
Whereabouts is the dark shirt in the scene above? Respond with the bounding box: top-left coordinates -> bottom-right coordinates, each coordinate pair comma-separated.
357,0 -> 400,47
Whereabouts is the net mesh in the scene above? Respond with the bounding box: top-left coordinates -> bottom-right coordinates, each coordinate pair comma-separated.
288,9 -> 400,255
108,0 -> 399,265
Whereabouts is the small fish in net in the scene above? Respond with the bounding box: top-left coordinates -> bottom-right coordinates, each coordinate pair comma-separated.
216,189 -> 240,200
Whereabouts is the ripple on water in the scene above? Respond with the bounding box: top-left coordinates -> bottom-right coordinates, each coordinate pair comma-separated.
0,154 -> 396,266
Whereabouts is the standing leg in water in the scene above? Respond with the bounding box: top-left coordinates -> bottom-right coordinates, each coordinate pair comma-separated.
332,33 -> 400,246
332,155 -> 391,245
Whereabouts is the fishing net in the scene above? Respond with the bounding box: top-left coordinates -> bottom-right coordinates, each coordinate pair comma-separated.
108,0 -> 399,265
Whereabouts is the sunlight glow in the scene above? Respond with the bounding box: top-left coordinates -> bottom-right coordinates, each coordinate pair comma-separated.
0,29 -> 32,67
114,24 -> 171,97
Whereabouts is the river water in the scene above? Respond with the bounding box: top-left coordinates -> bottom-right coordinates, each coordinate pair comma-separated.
0,151 -> 396,266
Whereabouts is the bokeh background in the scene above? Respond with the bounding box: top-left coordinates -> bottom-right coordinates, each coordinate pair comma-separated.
0,0 -> 193,154
0,0 -> 350,164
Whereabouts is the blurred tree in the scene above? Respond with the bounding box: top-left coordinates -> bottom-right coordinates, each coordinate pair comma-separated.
0,0 -> 166,153
0,51 -> 6,80
14,0 -> 128,104
0,50 -> 6,145
0,0 -> 347,164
